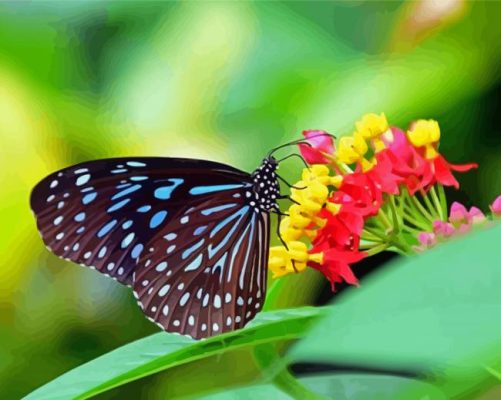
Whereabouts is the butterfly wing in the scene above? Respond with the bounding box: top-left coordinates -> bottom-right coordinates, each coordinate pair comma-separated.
30,157 -> 252,286
133,197 -> 270,339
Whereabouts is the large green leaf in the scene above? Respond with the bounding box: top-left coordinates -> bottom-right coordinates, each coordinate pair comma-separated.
289,224 -> 501,397
24,307 -> 323,400
199,373 -> 447,400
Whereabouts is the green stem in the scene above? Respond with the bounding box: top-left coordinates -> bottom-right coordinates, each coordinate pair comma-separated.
402,212 -> 431,231
273,368 -> 329,400
430,186 -> 444,220
253,344 -> 328,400
378,208 -> 393,231
388,195 -> 401,232
407,191 -> 435,222
401,224 -> 423,235
437,184 -> 448,218
361,232 -> 383,242
365,243 -> 390,256
363,226 -> 387,240
420,189 -> 440,220
359,241 -> 383,249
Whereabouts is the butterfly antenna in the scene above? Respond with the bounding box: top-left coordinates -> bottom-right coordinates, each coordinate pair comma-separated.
268,132 -> 336,157
277,153 -> 310,169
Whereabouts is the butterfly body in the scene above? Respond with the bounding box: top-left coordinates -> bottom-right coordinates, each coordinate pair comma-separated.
30,156 -> 280,339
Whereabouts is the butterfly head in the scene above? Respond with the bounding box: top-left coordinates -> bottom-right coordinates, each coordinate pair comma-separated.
248,156 -> 280,212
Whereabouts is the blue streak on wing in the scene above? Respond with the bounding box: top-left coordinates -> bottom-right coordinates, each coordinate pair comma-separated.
227,222 -> 251,282
208,206 -> 250,258
181,239 -> 205,260
154,178 -> 184,200
107,198 -> 130,212
194,225 -> 207,235
97,219 -> 117,238
184,253 -> 204,272
82,192 -> 97,205
131,243 -> 144,258
112,184 -> 141,200
150,210 -> 168,229
201,203 -> 237,216
210,206 -> 249,239
212,252 -> 228,281
189,184 -> 247,195
238,213 -> 256,289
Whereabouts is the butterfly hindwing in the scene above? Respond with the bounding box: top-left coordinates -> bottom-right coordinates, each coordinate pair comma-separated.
133,197 -> 270,339
30,157 -> 252,285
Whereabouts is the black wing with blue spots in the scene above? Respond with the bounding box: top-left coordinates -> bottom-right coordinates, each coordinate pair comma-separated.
30,157 -> 252,286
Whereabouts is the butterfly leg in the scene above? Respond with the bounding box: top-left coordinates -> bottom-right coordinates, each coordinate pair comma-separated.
276,175 -> 306,190
272,207 -> 299,273
278,194 -> 300,205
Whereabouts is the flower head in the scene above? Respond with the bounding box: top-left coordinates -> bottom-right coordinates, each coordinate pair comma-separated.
356,112 -> 389,152
269,113 -> 487,292
407,119 -> 441,159
298,130 -> 335,164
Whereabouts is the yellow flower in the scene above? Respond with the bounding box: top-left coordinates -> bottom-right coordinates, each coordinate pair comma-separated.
355,113 -> 389,153
337,132 -> 368,164
356,112 -> 389,139
337,132 -> 375,171
268,242 -> 323,278
279,217 -> 303,242
301,165 -> 342,188
407,119 -> 440,159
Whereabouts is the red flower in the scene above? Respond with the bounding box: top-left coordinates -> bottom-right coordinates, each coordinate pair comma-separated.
313,209 -> 363,251
331,172 -> 383,218
308,247 -> 365,290
365,151 -> 403,195
298,130 -> 335,164
431,155 -> 477,189
381,128 -> 431,194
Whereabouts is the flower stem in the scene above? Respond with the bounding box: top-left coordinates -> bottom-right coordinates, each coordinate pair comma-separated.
407,191 -> 435,222
253,344 -> 329,400
388,195 -> 401,231
402,212 -> 431,231
359,241 -> 383,249
365,243 -> 389,256
437,184 -> 448,218
430,186 -> 444,220
361,230 -> 384,242
363,225 -> 387,240
420,189 -> 440,220
378,208 -> 393,232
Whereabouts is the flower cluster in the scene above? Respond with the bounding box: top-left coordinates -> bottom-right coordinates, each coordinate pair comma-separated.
268,113 -> 490,290
416,196 -> 501,251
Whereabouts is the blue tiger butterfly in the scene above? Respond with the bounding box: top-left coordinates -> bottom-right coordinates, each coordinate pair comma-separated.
30,152 -> 288,339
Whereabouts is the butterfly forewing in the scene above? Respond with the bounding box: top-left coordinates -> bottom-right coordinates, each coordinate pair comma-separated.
133,196 -> 270,339
30,157 -> 252,285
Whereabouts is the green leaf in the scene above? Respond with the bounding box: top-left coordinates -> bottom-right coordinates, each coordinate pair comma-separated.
199,373 -> 447,400
25,307 -> 323,400
289,224 -> 501,397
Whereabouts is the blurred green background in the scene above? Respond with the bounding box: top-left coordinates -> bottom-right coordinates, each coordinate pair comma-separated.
0,1 -> 500,399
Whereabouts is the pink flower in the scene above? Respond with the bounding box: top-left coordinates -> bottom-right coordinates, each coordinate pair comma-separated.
298,130 -> 335,164
449,202 -> 470,228
468,206 -> 486,224
417,232 -> 437,247
490,195 -> 501,216
432,220 -> 455,238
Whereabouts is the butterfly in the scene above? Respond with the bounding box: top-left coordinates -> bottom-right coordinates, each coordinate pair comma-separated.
29,152 -> 293,339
